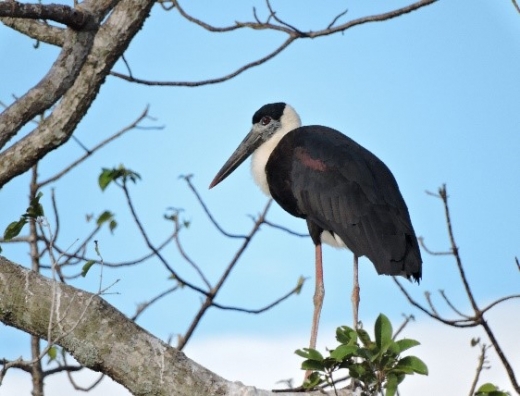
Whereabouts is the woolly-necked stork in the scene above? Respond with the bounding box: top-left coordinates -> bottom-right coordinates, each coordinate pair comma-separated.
209,102 -> 421,351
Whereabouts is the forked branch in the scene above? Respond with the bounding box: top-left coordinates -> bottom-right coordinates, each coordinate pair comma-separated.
396,185 -> 520,393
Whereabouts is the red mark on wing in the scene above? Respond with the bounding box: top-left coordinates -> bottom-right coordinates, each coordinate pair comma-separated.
295,147 -> 327,172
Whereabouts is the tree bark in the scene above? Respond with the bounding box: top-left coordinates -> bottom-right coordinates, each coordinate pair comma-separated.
0,0 -> 154,188
0,256 -> 351,395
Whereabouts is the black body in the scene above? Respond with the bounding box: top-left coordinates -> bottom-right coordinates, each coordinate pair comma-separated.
265,126 -> 422,282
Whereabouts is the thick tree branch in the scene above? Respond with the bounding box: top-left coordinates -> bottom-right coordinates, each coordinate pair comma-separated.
0,2 -> 91,30
0,26 -> 97,150
0,17 -> 65,46
0,256 -> 352,395
0,0 -> 155,188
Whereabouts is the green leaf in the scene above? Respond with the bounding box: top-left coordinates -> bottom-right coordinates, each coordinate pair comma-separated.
303,372 -> 323,389
348,362 -> 369,379
357,328 -> 372,347
476,383 -> 499,392
26,192 -> 44,218
96,211 -> 117,233
295,348 -> 324,361
3,219 -> 27,240
396,355 -> 428,375
330,344 -> 358,361
375,314 -> 393,351
81,260 -> 96,277
385,372 -> 398,396
386,340 -> 401,355
336,325 -> 357,345
96,210 -> 114,226
394,338 -> 420,353
475,382 -> 509,396
99,168 -> 116,191
99,166 -> 142,191
294,276 -> 305,295
47,346 -> 57,362
301,359 -> 325,371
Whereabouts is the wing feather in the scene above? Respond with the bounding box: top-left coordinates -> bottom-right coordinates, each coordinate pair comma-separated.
266,126 -> 421,280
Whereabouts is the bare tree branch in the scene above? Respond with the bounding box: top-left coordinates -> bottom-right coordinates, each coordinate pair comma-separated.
0,27 -> 96,150
0,17 -> 65,46
1,257 -> 350,395
211,276 -> 306,314
512,0 -> 520,14
131,286 -> 180,321
38,106 -> 160,187
0,0 -> 155,188
468,342 -> 490,396
121,179 -> 211,297
0,1 -> 92,30
110,0 -> 438,87
183,175 -> 248,239
177,200 -> 273,350
397,185 -> 520,393
110,35 -> 297,87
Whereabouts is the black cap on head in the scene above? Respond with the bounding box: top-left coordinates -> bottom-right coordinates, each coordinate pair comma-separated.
252,102 -> 286,124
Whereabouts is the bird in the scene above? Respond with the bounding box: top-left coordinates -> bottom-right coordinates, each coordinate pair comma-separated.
209,102 -> 422,354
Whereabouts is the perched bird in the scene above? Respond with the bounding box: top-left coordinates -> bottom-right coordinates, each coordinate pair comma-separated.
209,102 -> 421,352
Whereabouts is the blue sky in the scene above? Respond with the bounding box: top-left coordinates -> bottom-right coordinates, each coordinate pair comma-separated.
1,0 -> 519,394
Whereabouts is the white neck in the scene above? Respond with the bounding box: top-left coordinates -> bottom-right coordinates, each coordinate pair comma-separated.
250,104 -> 301,196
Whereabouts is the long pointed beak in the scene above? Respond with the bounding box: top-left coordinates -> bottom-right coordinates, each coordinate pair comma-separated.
209,128 -> 262,189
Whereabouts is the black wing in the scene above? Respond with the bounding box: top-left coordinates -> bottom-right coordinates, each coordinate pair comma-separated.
265,126 -> 422,281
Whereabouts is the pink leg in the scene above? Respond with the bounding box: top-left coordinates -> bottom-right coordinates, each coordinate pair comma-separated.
351,255 -> 360,329
309,243 -> 324,349
306,243 -> 325,380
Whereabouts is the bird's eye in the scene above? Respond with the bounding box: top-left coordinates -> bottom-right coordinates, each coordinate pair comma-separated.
260,116 -> 271,126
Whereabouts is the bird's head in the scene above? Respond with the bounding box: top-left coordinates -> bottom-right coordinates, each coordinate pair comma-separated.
209,102 -> 301,188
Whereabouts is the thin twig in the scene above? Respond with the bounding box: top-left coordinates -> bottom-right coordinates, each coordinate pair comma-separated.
177,200 -> 273,350
121,180 -> 211,297
392,314 -> 415,339
468,342 -> 489,396
439,290 -> 472,319
170,211 -> 212,290
397,185 -> 520,392
38,106 -> 159,187
327,8 -> 349,29
481,294 -> 520,314
183,175 -> 248,238
131,286 -> 180,321
211,276 -> 306,314
438,185 -> 480,314
260,219 -> 309,238
417,236 -> 452,256
111,0 -> 437,87
110,36 -> 297,87
512,0 -> 520,14
393,278 -> 477,328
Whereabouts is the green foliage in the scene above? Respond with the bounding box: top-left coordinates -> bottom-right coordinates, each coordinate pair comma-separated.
296,314 -> 427,395
475,383 -> 510,396
81,260 -> 97,277
96,210 -> 117,233
3,192 -> 44,240
98,165 -> 141,191
47,346 -> 58,363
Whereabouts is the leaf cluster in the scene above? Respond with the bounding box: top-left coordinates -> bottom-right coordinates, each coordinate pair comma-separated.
3,191 -> 45,241
296,314 -> 427,396
98,165 -> 141,191
475,383 -> 511,396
